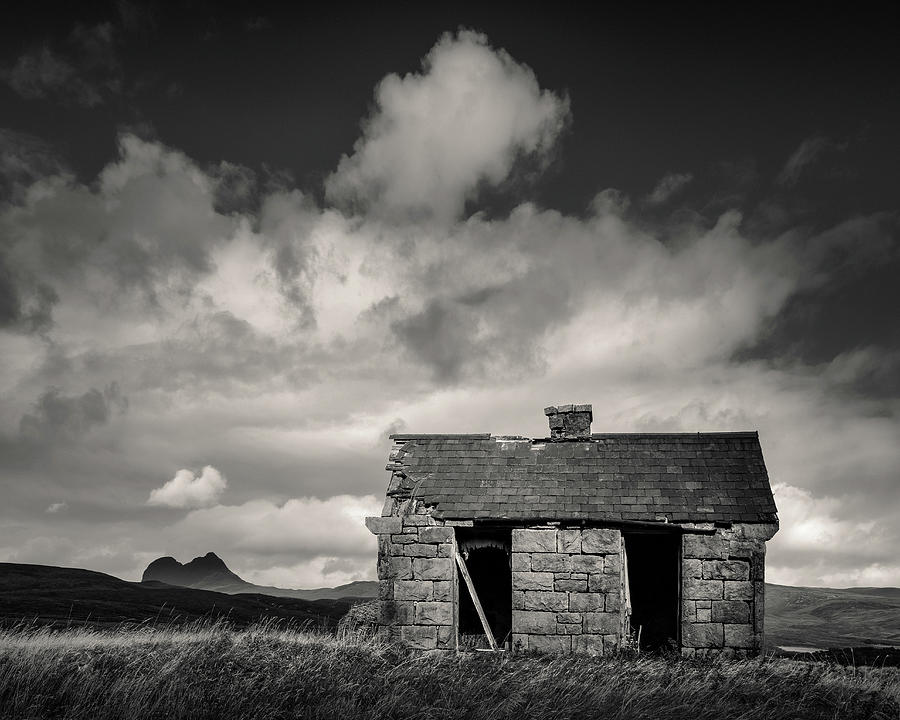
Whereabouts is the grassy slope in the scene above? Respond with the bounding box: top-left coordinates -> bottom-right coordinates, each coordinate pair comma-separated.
765,584 -> 900,648
0,563 -> 351,628
0,623 -> 897,720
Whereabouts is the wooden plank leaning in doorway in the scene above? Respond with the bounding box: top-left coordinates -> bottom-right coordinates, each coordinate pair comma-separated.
454,551 -> 498,650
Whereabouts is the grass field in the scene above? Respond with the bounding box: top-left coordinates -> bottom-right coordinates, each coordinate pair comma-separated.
0,622 -> 898,720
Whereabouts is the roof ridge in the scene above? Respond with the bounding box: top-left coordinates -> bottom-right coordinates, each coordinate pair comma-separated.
390,431 -> 760,441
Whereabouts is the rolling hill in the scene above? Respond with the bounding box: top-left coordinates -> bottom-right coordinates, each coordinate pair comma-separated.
141,552 -> 378,600
4,558 -> 898,649
0,562 -> 353,628
764,583 -> 900,648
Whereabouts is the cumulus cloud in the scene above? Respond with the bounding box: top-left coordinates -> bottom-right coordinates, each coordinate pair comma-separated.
0,133 -> 239,333
148,466 -> 227,509
326,29 -> 569,223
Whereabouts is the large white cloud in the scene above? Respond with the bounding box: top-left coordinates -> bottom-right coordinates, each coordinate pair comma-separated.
148,466 -> 227,509
326,30 -> 569,223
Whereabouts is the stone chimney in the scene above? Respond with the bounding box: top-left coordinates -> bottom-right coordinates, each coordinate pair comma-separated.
544,404 -> 593,439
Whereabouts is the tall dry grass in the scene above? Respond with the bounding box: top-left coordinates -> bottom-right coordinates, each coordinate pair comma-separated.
0,620 -> 897,719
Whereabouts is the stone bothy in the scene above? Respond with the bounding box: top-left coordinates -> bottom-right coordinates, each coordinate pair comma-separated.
365,404 -> 779,656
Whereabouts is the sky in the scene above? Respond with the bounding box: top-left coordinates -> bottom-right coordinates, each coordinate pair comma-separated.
1,2 -> 898,590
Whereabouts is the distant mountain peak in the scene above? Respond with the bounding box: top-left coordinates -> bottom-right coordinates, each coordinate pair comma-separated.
142,552 -> 246,589
188,552 -> 228,570
140,552 -> 378,601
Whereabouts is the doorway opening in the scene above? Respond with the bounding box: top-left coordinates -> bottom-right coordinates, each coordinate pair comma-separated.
455,527 -> 511,649
623,531 -> 681,652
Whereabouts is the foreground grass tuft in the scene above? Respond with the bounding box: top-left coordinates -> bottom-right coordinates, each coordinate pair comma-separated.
0,621 -> 898,719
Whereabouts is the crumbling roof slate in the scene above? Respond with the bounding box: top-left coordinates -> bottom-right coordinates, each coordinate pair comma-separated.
385,432 -> 777,524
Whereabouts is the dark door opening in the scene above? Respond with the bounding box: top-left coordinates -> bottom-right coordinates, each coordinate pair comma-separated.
623,531 -> 681,652
456,528 -> 511,649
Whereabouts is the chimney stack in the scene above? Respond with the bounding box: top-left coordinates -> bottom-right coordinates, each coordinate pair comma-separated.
544,404 -> 593,439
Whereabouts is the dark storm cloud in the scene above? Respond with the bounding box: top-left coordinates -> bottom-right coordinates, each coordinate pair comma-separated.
378,418 -> 407,446
19,382 -> 127,441
209,161 -> 258,215
735,213 -> 900,388
257,191 -> 318,328
390,300 -> 475,382
0,267 -> 57,334
132,312 -> 318,392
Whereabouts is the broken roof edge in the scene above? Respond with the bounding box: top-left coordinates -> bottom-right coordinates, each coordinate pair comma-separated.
389,431 -> 760,441
389,433 -> 492,440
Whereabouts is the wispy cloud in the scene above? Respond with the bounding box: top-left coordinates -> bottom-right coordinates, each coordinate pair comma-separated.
645,172 -> 693,205
2,22 -> 122,107
777,135 -> 846,186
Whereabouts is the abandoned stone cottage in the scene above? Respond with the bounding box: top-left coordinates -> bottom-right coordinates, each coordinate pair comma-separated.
365,404 -> 778,656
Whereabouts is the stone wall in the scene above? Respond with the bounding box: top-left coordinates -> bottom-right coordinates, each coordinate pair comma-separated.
368,503 -> 775,657
680,523 -> 776,657
366,501 -> 458,651
511,527 -> 626,654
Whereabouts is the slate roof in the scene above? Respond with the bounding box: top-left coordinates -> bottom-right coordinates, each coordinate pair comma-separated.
384,432 -> 778,524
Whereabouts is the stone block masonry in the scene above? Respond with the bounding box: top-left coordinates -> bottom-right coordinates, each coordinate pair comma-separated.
510,528 -> 625,654
369,499 -> 774,656
368,500 -> 458,651
680,523 -> 776,657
